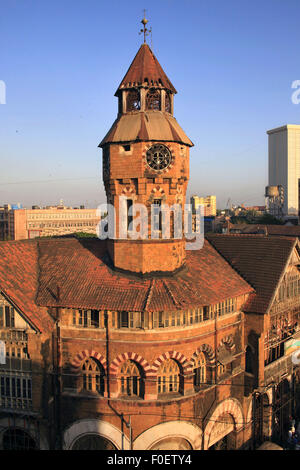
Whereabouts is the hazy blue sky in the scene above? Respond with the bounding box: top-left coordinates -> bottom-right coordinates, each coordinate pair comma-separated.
1,0 -> 300,209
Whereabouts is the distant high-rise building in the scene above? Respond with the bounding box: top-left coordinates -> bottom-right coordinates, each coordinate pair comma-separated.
266,125 -> 300,221
191,195 -> 216,216
0,205 -> 10,240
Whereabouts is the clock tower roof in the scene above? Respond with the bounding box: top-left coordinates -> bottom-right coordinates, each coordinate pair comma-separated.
99,110 -> 193,147
115,43 -> 177,96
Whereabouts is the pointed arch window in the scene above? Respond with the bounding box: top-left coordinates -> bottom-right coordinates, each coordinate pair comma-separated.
165,92 -> 171,113
193,353 -> 206,389
119,360 -> 143,398
81,358 -> 105,395
157,359 -> 180,395
126,89 -> 140,111
146,88 -> 161,110
217,363 -> 225,378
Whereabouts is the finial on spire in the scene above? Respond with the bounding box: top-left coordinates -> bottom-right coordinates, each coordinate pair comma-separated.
139,9 -> 152,44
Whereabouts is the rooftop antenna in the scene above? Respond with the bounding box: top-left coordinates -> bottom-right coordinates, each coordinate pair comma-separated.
139,10 -> 152,45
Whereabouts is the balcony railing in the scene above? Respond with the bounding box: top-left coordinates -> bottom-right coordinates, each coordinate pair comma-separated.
0,396 -> 32,411
0,329 -> 28,342
264,354 -> 293,385
270,296 -> 300,316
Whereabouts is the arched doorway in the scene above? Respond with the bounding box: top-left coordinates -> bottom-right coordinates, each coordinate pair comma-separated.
149,437 -> 192,450
2,428 -> 37,450
71,434 -> 116,450
274,379 -> 291,443
133,421 -> 202,450
203,399 -> 244,450
207,413 -> 235,450
254,392 -> 272,446
63,419 -> 130,450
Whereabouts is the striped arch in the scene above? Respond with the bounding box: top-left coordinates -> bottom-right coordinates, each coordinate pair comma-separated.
152,351 -> 190,374
121,186 -> 137,201
70,350 -> 107,371
151,186 -> 165,196
190,344 -> 215,366
148,186 -> 167,204
203,398 -> 244,450
110,352 -> 152,377
218,334 -> 235,352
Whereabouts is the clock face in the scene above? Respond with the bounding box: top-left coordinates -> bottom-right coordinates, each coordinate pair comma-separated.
146,144 -> 172,171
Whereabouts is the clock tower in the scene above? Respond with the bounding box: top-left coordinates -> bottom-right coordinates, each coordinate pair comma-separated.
99,26 -> 193,275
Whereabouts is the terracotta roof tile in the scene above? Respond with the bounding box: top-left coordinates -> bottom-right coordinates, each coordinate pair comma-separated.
0,240 -> 54,332
35,238 -> 252,311
0,238 -> 254,327
207,234 -> 297,314
230,224 -> 300,237
115,43 -> 177,95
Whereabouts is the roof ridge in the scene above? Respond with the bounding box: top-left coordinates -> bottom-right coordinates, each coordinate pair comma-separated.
205,237 -> 256,292
162,279 -> 181,308
115,43 -> 177,95
143,278 -> 155,311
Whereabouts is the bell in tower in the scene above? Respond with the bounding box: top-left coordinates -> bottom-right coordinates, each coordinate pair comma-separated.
99,16 -> 193,275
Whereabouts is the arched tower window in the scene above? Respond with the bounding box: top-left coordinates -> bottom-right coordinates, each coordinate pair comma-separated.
165,92 -> 171,113
146,88 -> 161,110
157,359 -> 180,395
119,360 -> 143,398
193,353 -> 206,389
81,358 -> 105,395
126,89 -> 140,111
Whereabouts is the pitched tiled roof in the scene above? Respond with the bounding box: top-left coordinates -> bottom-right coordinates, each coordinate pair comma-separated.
0,237 -> 253,329
207,234 -> 297,314
0,240 -> 54,332
115,43 -> 177,95
34,237 -> 252,311
99,111 -> 193,147
229,224 -> 300,237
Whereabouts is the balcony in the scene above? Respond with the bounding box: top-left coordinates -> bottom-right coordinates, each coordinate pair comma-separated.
0,396 -> 32,411
0,329 -> 28,342
270,296 -> 300,316
264,354 -> 293,385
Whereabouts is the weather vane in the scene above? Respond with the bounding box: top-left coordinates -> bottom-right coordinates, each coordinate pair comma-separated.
139,10 -> 152,44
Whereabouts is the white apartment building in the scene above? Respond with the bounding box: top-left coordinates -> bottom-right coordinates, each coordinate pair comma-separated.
266,124 -> 300,220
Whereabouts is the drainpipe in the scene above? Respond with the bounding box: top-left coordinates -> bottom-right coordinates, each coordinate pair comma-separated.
53,307 -> 62,450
